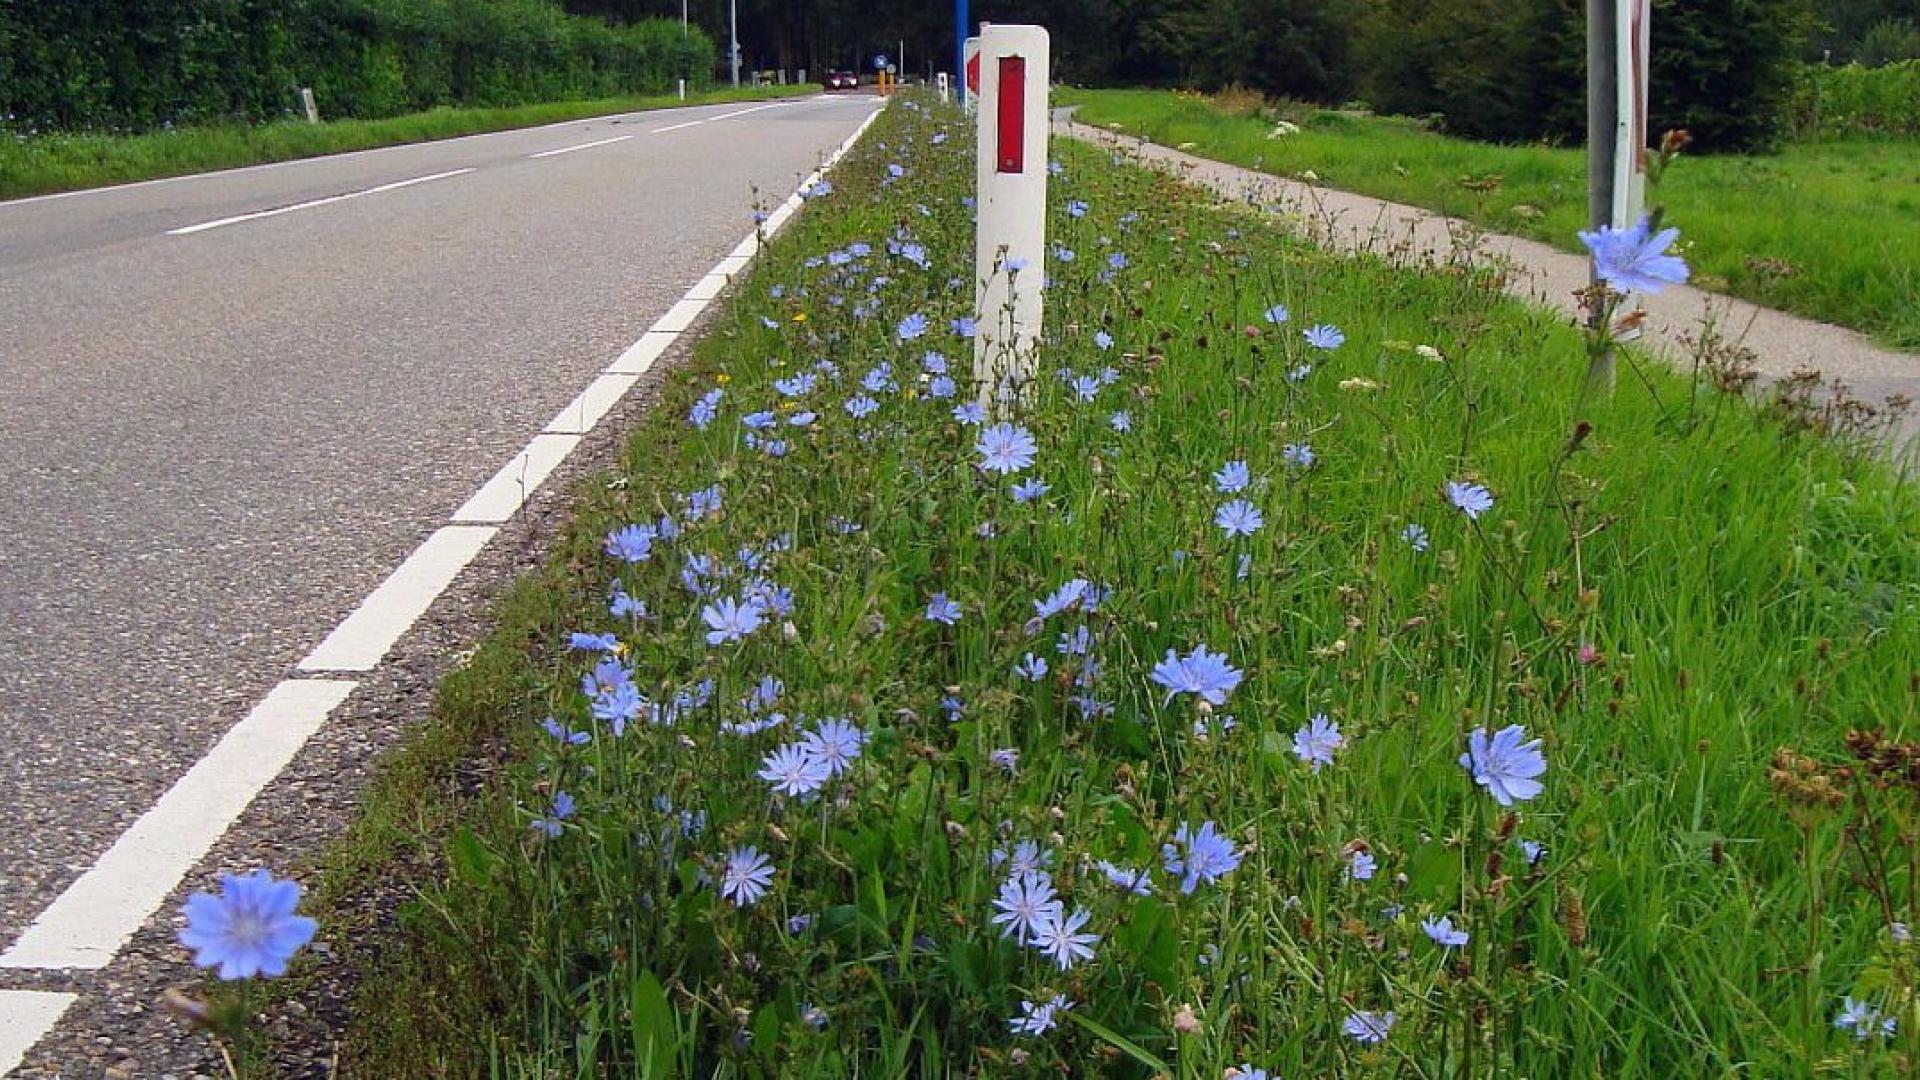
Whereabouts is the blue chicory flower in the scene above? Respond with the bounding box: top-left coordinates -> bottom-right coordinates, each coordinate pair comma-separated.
1578,215 -> 1689,294
177,870 -> 318,980
1459,724 -> 1547,806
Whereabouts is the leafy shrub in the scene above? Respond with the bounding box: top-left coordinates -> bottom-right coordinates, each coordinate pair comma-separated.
1789,60 -> 1920,136
1858,16 -> 1920,66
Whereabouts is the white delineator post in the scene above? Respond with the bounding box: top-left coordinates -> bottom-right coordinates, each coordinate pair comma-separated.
1611,0 -> 1651,232
972,23 -> 1049,408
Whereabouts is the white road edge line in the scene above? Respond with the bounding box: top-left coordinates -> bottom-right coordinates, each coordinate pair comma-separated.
297,525 -> 498,671
530,134 -> 634,159
450,434 -> 583,524
0,93 -> 886,1074
0,991 -> 77,1074
165,168 -> 474,235
0,679 -> 358,971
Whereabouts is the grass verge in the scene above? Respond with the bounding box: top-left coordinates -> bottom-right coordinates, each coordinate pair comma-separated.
324,93 -> 1920,1076
0,85 -> 817,201
1060,87 -> 1920,352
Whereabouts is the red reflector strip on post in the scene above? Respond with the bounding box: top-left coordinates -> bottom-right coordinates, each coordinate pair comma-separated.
996,57 -> 1025,174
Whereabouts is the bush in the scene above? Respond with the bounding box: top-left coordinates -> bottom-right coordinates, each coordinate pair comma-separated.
0,0 -> 716,133
1789,59 -> 1920,136
1858,16 -> 1920,65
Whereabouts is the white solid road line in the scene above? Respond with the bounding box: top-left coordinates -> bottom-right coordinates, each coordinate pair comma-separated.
0,679 -> 357,971
0,991 -> 77,1074
166,168 -> 473,235
0,95 -> 885,1074
296,525 -> 498,671
529,134 -> 634,159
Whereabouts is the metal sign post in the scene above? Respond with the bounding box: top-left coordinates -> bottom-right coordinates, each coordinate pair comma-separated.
972,24 -> 1050,409
954,0 -> 970,106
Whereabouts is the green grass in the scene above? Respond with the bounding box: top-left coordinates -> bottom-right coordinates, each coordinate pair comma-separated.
304,94 -> 1920,1076
1060,87 -> 1920,352
0,84 -> 816,201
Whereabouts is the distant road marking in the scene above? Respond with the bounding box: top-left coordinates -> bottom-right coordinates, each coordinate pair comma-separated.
3,94 -> 858,211
706,102 -> 791,123
651,102 -> 792,138
166,168 -> 473,235
0,679 -> 357,970
0,991 -> 76,1073
530,134 -> 633,159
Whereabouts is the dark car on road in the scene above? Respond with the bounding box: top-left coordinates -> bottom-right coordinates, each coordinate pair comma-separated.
823,70 -> 858,91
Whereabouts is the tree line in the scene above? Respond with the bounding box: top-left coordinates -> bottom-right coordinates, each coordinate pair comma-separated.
4,0 -> 1913,145
577,0 -> 1915,150
0,0 -> 712,133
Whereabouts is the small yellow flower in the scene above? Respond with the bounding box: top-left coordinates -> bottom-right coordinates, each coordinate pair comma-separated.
716,373 -> 732,386
791,311 -> 808,323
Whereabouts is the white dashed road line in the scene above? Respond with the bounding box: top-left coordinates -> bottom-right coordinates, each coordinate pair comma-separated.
0,96 -> 831,211
705,102 -> 793,123
165,168 -> 474,235
529,134 -> 634,159
0,95 -> 884,1073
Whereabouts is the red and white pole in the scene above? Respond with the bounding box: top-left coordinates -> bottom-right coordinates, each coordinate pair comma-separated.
972,23 -> 1049,408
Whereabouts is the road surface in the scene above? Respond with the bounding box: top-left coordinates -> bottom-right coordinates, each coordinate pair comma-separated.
0,91 -> 881,1072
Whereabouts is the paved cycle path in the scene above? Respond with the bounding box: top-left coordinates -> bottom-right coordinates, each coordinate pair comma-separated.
1060,114 -> 1919,449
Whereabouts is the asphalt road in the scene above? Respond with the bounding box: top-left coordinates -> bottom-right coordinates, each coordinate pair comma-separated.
0,92 -> 879,1065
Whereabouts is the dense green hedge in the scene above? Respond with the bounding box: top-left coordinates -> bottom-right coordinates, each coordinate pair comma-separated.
1789,60 -> 1920,137
0,0 -> 714,133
